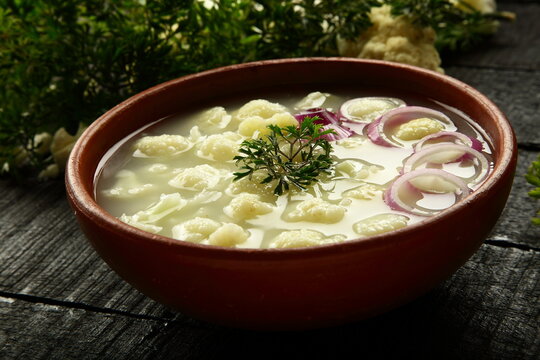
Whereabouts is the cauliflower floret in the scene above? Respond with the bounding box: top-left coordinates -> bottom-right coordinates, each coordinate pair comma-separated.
226,171 -> 276,201
269,229 -> 346,249
147,163 -> 169,174
118,214 -> 163,234
119,193 -> 187,232
336,160 -> 370,180
49,124 -> 87,172
238,116 -> 266,137
238,112 -> 298,137
197,132 -> 242,161
343,183 -> 384,200
353,213 -> 409,236
294,92 -> 334,110
338,5 -> 443,73
168,164 -> 224,191
341,97 -> 404,123
101,169 -> 155,198
224,193 -> 274,220
172,217 -> 221,242
287,198 -> 346,224
38,164 -> 60,180
336,136 -> 366,148
235,99 -> 287,121
134,134 -> 192,158
207,223 -> 249,247
450,0 -> 496,13
196,106 -> 232,131
336,160 -> 381,180
395,117 -> 445,140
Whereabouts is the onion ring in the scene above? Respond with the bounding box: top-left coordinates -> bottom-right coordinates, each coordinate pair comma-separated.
384,169 -> 471,216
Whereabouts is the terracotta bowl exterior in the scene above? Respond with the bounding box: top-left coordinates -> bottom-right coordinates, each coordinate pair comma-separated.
66,58 -> 517,330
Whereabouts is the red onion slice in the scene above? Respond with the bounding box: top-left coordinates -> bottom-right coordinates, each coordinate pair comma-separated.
366,106 -> 454,147
414,131 -> 483,152
402,143 -> 490,186
294,108 -> 341,125
340,97 -> 405,123
294,108 -> 355,141
384,169 -> 471,216
320,123 -> 356,141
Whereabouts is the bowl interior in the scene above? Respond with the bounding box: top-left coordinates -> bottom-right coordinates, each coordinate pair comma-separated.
68,58 -> 516,255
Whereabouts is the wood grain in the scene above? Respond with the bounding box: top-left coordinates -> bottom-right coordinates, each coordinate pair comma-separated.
1,245 -> 537,360
0,1 -> 538,358
445,3 -> 540,71
445,66 -> 540,146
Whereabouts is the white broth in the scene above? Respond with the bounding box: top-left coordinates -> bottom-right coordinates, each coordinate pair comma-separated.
95,91 -> 493,249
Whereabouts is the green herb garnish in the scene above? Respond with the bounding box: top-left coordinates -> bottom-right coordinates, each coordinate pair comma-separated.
233,117 -> 335,196
526,155 -> 540,225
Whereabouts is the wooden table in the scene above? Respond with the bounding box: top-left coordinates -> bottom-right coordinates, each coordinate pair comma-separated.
1,2 -> 538,358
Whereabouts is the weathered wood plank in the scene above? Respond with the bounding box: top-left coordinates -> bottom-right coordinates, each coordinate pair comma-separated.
0,179 -> 172,319
445,66 -> 540,146
0,297 -> 163,360
1,244 -> 535,360
445,3 -> 540,70
489,150 -> 540,248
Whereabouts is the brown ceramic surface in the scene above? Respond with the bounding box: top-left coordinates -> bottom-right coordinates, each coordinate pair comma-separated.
66,58 -> 517,330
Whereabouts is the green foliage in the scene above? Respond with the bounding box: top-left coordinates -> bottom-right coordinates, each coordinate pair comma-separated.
0,0 -> 511,179
0,0 -> 379,177
233,117 -> 335,195
525,155 -> 540,225
387,0 -> 512,52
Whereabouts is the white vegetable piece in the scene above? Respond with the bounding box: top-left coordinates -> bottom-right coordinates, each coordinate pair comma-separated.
172,217 -> 221,242
336,136 -> 365,148
118,214 -> 163,234
196,106 -> 232,130
235,99 -> 287,121
168,164 -> 225,191
343,183 -> 384,200
353,213 -> 409,236
119,193 -> 187,232
224,193 -> 274,220
336,160 -> 379,180
207,223 -> 249,247
134,134 -> 192,158
287,198 -> 346,224
101,169 -> 155,198
238,112 -> 298,137
394,117 -> 445,140
294,92 -> 333,110
340,97 -> 405,123
337,5 -> 443,73
226,171 -> 276,201
196,131 -> 243,161
269,229 -> 346,249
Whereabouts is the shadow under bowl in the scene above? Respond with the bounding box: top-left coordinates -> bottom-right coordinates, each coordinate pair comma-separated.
66,58 -> 517,330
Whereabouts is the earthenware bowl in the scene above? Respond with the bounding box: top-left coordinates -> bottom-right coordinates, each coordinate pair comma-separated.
66,58 -> 517,330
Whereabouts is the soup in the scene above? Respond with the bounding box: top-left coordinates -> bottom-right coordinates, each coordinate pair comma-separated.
95,91 -> 493,249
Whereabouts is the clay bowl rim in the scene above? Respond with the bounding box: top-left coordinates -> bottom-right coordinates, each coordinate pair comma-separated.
66,57 -> 516,260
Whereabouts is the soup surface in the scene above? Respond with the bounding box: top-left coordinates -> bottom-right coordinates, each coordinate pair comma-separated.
95,91 -> 493,249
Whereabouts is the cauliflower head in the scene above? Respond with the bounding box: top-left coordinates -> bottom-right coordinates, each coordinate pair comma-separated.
338,5 -> 443,73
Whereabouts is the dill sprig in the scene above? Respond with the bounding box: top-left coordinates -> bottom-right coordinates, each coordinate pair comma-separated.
525,155 -> 540,225
233,117 -> 335,196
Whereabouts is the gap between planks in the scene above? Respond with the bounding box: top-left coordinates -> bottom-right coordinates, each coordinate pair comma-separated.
0,290 -> 169,323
